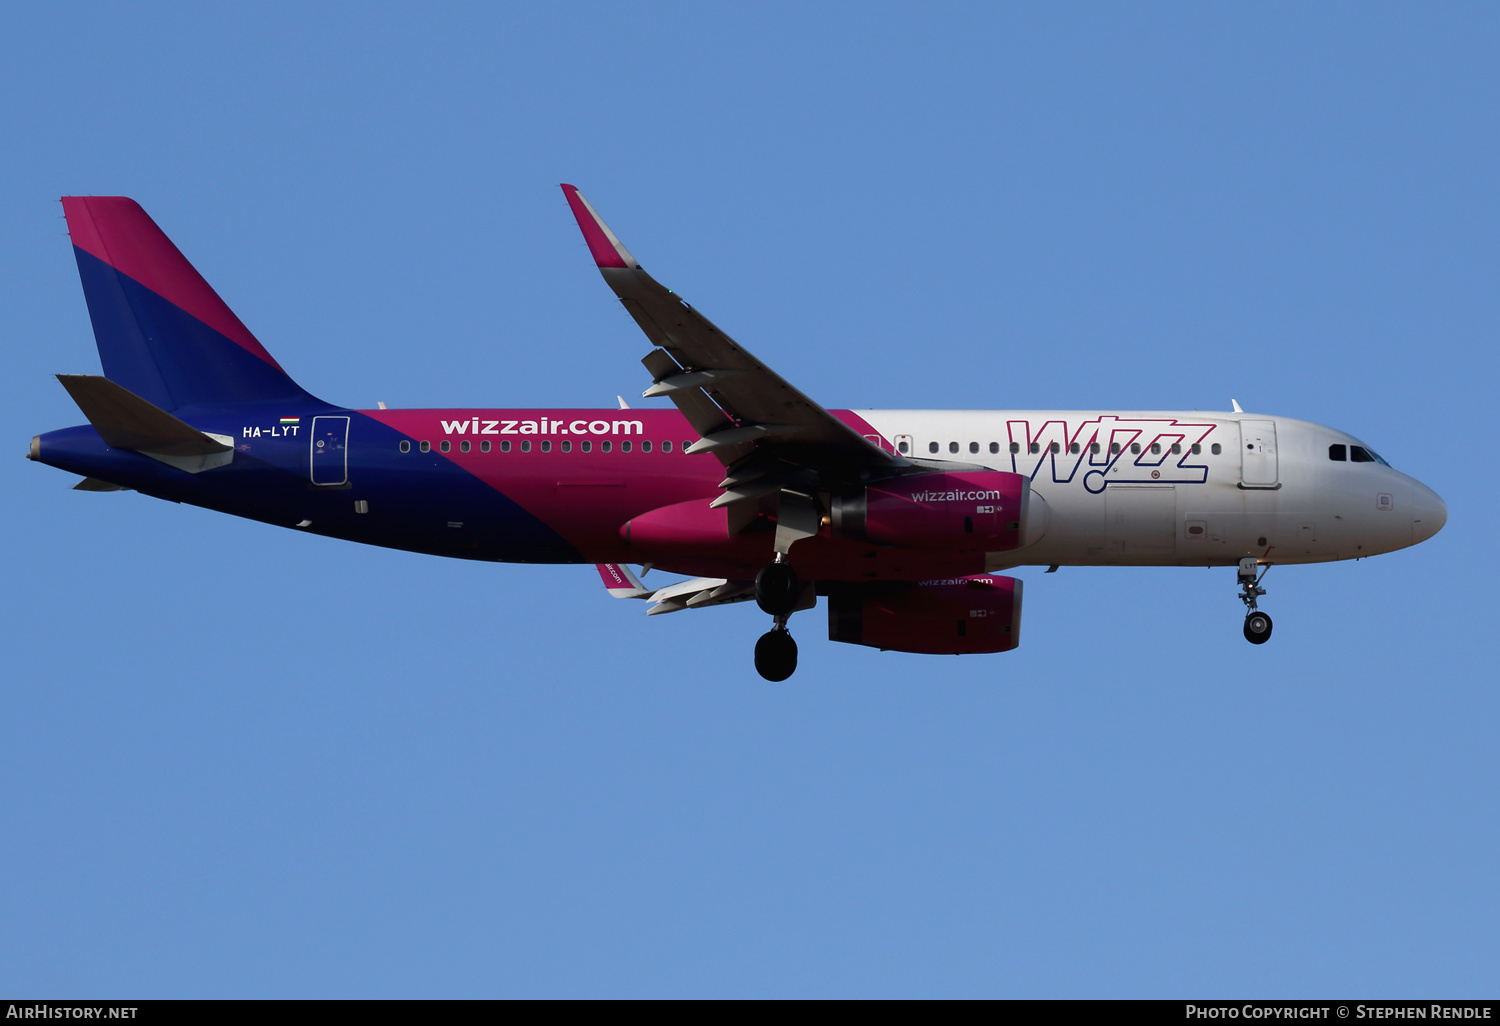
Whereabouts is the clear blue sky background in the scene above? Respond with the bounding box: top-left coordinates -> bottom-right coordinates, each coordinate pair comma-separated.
1,3 -> 1495,998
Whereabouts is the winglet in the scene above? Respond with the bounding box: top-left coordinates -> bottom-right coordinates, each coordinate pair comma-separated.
561,185 -> 639,270
596,563 -> 651,599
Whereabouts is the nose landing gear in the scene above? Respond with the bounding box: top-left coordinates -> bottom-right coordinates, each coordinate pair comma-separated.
753,561 -> 801,681
1237,558 -> 1273,645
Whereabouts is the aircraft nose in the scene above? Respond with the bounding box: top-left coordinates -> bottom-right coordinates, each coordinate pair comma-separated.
1412,482 -> 1447,545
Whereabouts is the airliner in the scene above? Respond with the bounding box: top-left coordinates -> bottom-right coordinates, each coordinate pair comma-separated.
30,189 -> 1447,680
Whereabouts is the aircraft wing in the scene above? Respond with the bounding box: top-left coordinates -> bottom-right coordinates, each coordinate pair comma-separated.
594,564 -> 755,615
563,185 -> 911,543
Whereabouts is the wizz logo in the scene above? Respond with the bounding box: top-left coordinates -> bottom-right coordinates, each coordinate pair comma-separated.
909,489 -> 1007,502
1006,416 -> 1219,494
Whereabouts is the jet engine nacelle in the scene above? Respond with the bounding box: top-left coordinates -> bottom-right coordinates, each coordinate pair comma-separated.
827,575 -> 1023,655
830,471 -> 1030,551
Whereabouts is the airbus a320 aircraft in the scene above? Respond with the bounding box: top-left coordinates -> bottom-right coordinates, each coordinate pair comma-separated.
30,189 -> 1446,679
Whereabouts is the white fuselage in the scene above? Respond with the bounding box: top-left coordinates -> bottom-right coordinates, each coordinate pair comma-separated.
858,410 -> 1447,568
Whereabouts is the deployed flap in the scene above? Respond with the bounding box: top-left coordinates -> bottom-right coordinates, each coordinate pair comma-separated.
561,185 -> 904,476
56,374 -> 231,456
644,577 -> 755,615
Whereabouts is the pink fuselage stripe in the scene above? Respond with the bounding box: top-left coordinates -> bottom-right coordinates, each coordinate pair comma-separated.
61,197 -> 284,370
360,407 -> 987,581
832,410 -> 895,452
363,407 -> 719,556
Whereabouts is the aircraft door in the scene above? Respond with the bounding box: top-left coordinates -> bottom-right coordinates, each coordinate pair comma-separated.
894,434 -> 914,456
310,415 -> 350,486
1239,420 -> 1279,488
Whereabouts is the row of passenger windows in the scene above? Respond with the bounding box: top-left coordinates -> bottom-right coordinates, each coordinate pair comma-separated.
1329,443 -> 1390,466
901,440 -> 1223,457
398,438 -> 693,455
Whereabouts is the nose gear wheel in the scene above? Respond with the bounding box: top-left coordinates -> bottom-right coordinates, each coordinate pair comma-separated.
1236,558 -> 1273,645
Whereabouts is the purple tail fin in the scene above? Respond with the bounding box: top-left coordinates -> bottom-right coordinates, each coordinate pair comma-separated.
62,197 -> 320,412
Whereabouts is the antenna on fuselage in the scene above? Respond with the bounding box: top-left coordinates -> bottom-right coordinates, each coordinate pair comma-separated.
617,396 -> 631,409
1231,399 -> 1244,413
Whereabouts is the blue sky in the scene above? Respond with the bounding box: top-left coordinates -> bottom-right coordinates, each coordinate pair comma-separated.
1,3 -> 1495,997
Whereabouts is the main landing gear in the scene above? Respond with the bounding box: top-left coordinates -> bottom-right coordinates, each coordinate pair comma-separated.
1237,557 -> 1273,645
753,561 -> 801,681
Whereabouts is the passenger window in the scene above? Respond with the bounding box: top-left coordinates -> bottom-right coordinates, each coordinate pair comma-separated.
1211,443 -> 1221,455
602,441 -> 612,453
1329,444 -> 1347,461
460,440 -> 471,453
1130,443 -> 1141,454
621,441 -> 631,453
662,440 -> 672,453
1070,442 -> 1080,454
1010,442 -> 1020,454
420,441 -> 430,452
1351,446 -> 1374,463
1190,443 -> 1201,455
1048,442 -> 1059,454
561,440 -> 570,453
1171,443 -> 1181,454
481,440 -> 491,453
399,440 -> 410,453
683,441 -> 693,451
520,440 -> 531,453
1150,443 -> 1160,455
989,442 -> 999,454
1029,442 -> 1040,454
949,441 -> 959,454
581,440 -> 591,453
440,440 -> 451,453
969,442 -> 979,454
1090,442 -> 1100,455
540,440 -> 551,453
898,440 -> 909,453
1110,442 -> 1120,454
641,441 -> 651,453
500,440 -> 511,453
929,441 -> 939,454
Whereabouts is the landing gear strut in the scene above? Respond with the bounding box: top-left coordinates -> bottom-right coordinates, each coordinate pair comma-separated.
1237,558 -> 1273,645
754,560 -> 801,680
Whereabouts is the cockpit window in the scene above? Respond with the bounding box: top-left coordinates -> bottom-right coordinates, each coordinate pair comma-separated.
1350,445 -> 1392,467
1329,444 -> 1347,461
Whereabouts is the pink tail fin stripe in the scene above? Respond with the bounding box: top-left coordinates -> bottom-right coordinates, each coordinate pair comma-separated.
61,197 -> 284,371
561,185 -> 638,270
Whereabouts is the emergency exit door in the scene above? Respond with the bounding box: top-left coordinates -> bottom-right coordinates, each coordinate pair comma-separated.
1239,420 -> 1279,488
310,416 -> 349,486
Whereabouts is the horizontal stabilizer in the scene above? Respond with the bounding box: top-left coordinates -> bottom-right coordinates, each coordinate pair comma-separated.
73,476 -> 131,491
57,374 -> 230,456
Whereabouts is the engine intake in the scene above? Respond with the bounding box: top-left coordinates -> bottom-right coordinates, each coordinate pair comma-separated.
830,471 -> 1030,551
